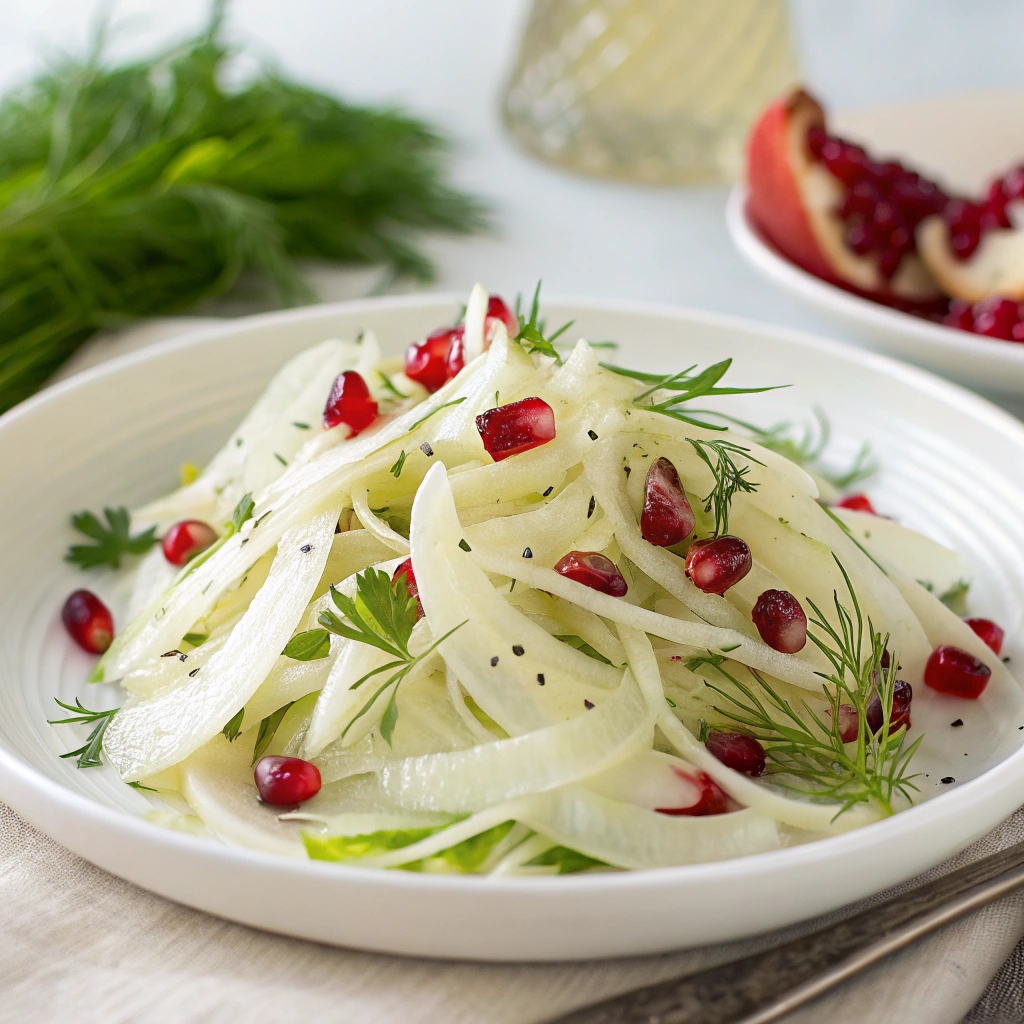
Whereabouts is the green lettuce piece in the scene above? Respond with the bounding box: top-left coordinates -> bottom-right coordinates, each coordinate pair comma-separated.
528,845 -> 607,874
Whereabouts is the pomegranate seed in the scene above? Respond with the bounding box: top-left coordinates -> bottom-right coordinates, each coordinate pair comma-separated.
751,590 -> 807,653
866,679 -> 913,734
924,645 -> 991,699
835,493 -> 876,514
964,618 -> 1005,656
444,325 -> 468,379
945,300 -> 975,332
656,768 -> 734,816
475,396 -> 555,462
640,457 -> 695,547
685,536 -> 752,595
161,519 -> 218,566
62,589 -> 114,654
323,370 -> 378,435
836,704 -> 859,743
487,295 -> 519,336
554,550 -> 628,597
405,326 -> 462,393
1005,166 -> 1024,200
705,732 -> 766,777
254,755 -> 322,805
392,558 -> 422,619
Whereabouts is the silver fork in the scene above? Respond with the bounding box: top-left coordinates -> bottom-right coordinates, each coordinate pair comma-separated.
544,838 -> 1024,1024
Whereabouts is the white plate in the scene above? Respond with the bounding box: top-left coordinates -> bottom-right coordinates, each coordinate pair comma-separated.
2,296 -> 1024,962
726,90 -> 1024,396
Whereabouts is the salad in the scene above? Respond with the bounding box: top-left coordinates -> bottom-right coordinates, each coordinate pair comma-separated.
51,285 -> 1016,874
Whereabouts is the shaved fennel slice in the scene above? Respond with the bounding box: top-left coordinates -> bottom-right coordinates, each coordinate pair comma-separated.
584,446 -> 755,636
462,283 -> 488,363
322,670 -> 651,813
104,509 -> 339,780
240,655 -> 334,727
834,508 -> 972,598
126,545 -> 177,622
465,474 -> 595,566
301,639 -> 395,757
617,623 -> 875,833
518,787 -> 780,869
318,530 -> 395,599
510,590 -> 627,666
473,549 -> 824,691
120,628 -> 232,699
411,464 -> 624,735
446,669 -> 497,743
351,488 -> 409,554
180,735 -> 307,857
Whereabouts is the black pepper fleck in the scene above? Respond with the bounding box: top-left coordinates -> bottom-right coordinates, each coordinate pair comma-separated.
459,539 -> 472,552
490,656 -> 499,667
523,547 -> 533,559
623,466 -> 631,478
588,429 -> 598,440
587,495 -> 596,518
584,699 -> 594,709
542,486 -> 554,497
941,777 -> 955,784
951,719 -> 963,728
240,538 -> 249,546
537,673 -> 545,685
300,544 -> 312,553
512,645 -> 525,657
188,668 -> 200,677
161,650 -> 183,659
420,442 -> 434,457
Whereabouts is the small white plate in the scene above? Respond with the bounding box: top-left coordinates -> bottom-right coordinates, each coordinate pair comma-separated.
2,296 -> 1024,961
726,90 -> 1024,396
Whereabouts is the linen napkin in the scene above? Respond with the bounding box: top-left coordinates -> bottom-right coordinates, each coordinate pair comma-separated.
3,318 -> 1021,1024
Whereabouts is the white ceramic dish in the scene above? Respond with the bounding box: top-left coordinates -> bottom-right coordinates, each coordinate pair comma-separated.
2,296 -> 1024,962
726,90 -> 1024,396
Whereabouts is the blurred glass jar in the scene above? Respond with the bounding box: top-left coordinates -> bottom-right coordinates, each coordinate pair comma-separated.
502,0 -> 799,185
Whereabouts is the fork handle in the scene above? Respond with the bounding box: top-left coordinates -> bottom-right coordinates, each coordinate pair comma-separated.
545,851 -> 1024,1024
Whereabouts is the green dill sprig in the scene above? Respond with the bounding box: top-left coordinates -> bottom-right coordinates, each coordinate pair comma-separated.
319,568 -> 465,745
602,358 -> 783,430
48,697 -> 119,768
687,439 -> 763,536
65,507 -> 158,570
692,560 -> 922,818
514,282 -> 573,362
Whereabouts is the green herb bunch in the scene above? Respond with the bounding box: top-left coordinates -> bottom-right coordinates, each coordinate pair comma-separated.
0,1 -> 486,412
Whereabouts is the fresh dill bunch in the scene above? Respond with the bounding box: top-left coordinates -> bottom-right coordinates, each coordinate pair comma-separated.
0,1 -> 487,412
691,559 -> 922,818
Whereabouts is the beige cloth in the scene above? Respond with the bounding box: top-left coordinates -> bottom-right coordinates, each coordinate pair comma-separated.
6,319 -> 1023,1024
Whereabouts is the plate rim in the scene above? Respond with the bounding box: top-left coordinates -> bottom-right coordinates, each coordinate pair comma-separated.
3,294 -> 1024,952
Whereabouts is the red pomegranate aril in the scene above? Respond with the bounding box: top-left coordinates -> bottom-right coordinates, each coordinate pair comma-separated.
405,326 -> 462,393
945,300 -> 975,332
751,589 -> 808,653
866,679 -> 913,735
554,550 -> 628,597
924,645 -> 991,699
475,396 -> 555,461
656,768 -> 734,817
685,536 -> 752,595
62,590 -> 114,655
640,457 -> 695,547
705,731 -> 766,777
836,493 -> 876,514
161,519 -> 218,566
487,295 -> 519,336
444,325 -> 468,379
392,558 -> 422,619
964,618 -> 1005,656
254,755 -> 322,806
323,370 -> 378,435
836,704 -> 859,743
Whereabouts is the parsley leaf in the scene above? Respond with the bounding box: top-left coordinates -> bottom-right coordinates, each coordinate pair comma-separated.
222,708 -> 244,742
65,507 -> 158,570
282,629 -> 332,661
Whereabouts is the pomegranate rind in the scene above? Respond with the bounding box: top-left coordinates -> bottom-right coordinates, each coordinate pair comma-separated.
919,214 -> 1024,304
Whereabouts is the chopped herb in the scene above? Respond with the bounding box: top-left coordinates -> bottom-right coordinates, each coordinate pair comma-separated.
587,429 -> 598,440
665,696 -> 677,708
183,632 -> 208,647
939,579 -> 970,615
556,635 -> 613,665
47,698 -> 119,768
587,495 -> 596,519
390,450 -> 408,478
542,486 -> 554,497
127,781 -> 157,792
252,701 -> 296,764
65,507 -> 158,570
273,453 -> 288,466
687,439 -> 762,536
369,506 -> 390,515
410,397 -> 466,431
282,628 -> 332,661
459,539 -> 472,552
188,667 -> 200,677
526,845 -> 606,874
377,372 -> 409,399
604,358 -> 782,430
318,568 -> 466,745
718,643 -> 741,653
222,708 -> 245,741
230,493 -> 255,534
513,281 -> 572,362
292,421 -> 310,430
